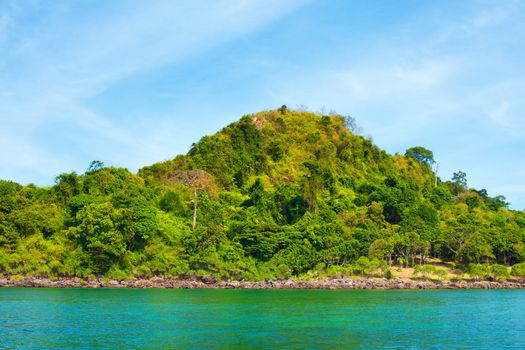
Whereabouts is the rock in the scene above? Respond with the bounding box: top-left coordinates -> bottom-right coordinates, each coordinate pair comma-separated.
2,276 -> 525,290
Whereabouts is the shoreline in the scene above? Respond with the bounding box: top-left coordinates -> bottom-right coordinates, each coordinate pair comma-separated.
1,276 -> 525,289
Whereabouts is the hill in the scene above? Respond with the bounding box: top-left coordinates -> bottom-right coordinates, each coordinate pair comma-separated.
1,107 -> 524,281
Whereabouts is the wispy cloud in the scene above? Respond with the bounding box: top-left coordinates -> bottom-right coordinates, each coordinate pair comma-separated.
264,1 -> 525,208
0,0 -> 309,183
1,0 -> 523,209
333,57 -> 460,101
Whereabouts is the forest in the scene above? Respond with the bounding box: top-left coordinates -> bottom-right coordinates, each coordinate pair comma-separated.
1,107 -> 524,281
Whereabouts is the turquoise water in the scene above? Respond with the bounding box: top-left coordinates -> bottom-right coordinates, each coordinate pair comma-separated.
1,289 -> 524,349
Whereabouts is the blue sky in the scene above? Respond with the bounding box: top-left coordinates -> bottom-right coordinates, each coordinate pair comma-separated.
0,0 -> 524,209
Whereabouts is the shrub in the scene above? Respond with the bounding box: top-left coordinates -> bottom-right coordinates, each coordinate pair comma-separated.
353,257 -> 387,277
353,256 -> 370,276
135,265 -> 152,278
511,262 -> 525,277
421,265 -> 437,276
322,265 -> 353,278
107,267 -> 131,281
434,268 -> 448,279
413,264 -> 438,279
10,274 -> 24,281
468,264 -> 490,280
384,268 -> 394,280
490,264 -> 510,282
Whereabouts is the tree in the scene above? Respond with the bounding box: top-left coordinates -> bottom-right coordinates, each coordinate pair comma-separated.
368,238 -> 394,265
0,216 -> 18,251
54,172 -> 80,205
301,161 -> 333,213
86,160 -> 105,174
278,105 -> 288,114
452,171 -> 467,189
73,203 -> 131,274
2,108 -> 525,281
342,115 -> 362,134
488,195 -> 509,210
267,139 -> 284,162
169,170 -> 216,229
405,146 -> 435,166
159,190 -> 186,216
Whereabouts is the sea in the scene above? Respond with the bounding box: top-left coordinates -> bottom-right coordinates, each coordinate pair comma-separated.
1,288 -> 524,349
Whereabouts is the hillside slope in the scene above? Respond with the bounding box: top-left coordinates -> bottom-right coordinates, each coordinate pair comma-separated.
1,108 -> 524,280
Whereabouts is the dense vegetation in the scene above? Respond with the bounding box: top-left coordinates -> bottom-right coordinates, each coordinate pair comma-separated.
1,108 -> 524,281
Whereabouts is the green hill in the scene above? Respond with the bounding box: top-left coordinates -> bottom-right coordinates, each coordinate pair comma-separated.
1,108 -> 524,280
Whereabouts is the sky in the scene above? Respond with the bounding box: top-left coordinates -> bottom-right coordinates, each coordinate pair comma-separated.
0,0 -> 524,209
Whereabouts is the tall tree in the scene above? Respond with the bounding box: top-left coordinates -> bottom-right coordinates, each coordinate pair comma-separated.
452,171 -> 467,189
405,146 -> 435,166
169,170 -> 216,229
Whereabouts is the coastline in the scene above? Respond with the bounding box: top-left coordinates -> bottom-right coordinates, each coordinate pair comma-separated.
1,276 -> 525,289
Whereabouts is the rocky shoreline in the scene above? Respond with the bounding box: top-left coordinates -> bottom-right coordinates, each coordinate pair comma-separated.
1,276 -> 525,289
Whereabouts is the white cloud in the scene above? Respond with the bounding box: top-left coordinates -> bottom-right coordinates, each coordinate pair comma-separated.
433,0 -> 520,44
0,0 -> 309,183
333,57 -> 460,101
16,0 -> 309,99
263,1 -> 525,208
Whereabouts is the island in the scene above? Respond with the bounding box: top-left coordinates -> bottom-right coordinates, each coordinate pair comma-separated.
1,108 -> 524,288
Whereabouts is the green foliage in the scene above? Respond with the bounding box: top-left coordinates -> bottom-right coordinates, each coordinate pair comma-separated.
489,264 -> 510,281
435,268 -> 448,279
413,264 -> 436,277
54,172 -> 80,204
405,146 -> 435,166
86,160 -> 105,174
278,105 -> 288,114
368,239 -> 393,261
511,262 -> 525,277
0,108 -> 523,281
72,203 -> 131,274
452,171 -> 467,189
467,264 -> 510,282
353,256 -> 388,277
413,264 -> 448,280
468,264 -> 489,280
343,115 -> 359,133
267,139 -> 285,162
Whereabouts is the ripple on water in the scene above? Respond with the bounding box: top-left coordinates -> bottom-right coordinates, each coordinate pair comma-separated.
0,288 -> 524,349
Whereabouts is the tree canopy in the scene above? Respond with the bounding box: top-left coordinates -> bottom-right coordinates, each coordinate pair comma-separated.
405,146 -> 435,166
0,109 -> 523,281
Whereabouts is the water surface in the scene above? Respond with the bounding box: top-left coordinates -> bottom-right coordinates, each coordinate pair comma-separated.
1,288 -> 524,349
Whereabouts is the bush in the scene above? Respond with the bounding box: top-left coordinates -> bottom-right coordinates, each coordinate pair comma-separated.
434,269 -> 448,279
490,264 -> 510,282
352,257 -> 368,276
135,265 -> 152,278
322,265 -> 352,278
353,257 -> 388,277
468,264 -> 489,280
511,262 -> 525,277
10,274 -> 24,281
106,267 -> 132,281
413,264 -> 440,279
